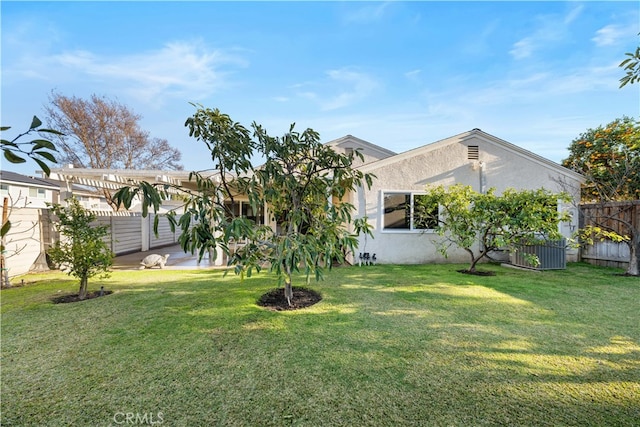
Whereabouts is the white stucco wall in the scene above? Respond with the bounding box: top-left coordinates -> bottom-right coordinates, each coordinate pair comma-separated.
354,131 -> 583,265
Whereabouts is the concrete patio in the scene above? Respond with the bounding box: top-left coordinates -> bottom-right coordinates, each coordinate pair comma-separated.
112,244 -> 225,270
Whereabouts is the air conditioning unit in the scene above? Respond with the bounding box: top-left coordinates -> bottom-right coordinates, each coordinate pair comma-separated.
511,239 -> 567,270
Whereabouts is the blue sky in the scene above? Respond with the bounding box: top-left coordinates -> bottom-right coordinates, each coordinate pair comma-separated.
2,1 -> 639,175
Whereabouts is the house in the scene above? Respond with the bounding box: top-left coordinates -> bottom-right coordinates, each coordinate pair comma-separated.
35,128 -> 584,268
327,129 -> 584,264
0,170 -> 60,209
0,171 -> 61,279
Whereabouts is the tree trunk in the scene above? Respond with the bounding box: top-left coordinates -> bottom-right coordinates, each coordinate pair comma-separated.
626,231 -> 640,276
468,256 -> 481,273
78,277 -> 88,300
465,247 -> 480,272
284,281 -> 293,307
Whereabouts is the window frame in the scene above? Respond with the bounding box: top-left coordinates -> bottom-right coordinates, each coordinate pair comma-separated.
381,190 -> 439,233
28,187 -> 47,199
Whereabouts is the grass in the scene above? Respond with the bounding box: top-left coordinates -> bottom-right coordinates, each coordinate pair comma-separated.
1,263 -> 639,426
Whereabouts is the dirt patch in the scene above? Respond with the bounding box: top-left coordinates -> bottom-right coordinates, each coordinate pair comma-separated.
257,287 -> 322,311
51,290 -> 113,304
457,269 -> 496,276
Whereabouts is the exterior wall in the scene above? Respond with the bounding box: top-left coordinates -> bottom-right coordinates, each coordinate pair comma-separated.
1,183 -> 57,209
1,208 -> 45,278
355,133 -> 582,264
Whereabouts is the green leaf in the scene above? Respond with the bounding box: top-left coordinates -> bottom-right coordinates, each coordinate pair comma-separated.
1,139 -> 18,148
38,128 -> 64,136
1,219 -> 11,238
34,158 -> 52,176
31,139 -> 57,150
29,116 -> 42,130
34,150 -> 57,163
3,150 -> 27,164
0,126 -> 10,131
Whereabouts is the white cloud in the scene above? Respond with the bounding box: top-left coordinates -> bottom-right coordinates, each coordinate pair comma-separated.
321,69 -> 379,111
9,40 -> 247,106
292,68 -> 379,111
405,69 -> 422,83
592,24 -> 630,47
509,5 -> 583,60
510,39 -> 535,60
342,2 -> 392,24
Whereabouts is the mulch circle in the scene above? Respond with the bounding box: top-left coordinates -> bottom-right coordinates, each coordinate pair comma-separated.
257,286 -> 322,311
457,269 -> 496,276
51,290 -> 113,304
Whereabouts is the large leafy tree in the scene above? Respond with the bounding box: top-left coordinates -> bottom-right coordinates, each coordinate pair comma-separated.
115,106 -> 374,306
45,93 -> 183,209
416,184 -> 570,273
47,197 -> 114,300
562,116 -> 639,202
562,116 -> 640,275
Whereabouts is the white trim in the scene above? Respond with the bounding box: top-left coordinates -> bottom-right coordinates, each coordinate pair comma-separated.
380,190 -> 438,233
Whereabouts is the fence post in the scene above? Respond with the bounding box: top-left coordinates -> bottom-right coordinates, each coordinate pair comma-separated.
141,214 -> 150,252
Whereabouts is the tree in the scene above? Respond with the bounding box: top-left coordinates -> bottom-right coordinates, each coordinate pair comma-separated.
115,106 -> 374,306
415,184 -> 570,273
562,117 -> 640,275
44,93 -> 183,209
47,197 -> 113,300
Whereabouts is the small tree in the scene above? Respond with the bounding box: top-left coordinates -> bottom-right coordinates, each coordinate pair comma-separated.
115,106 -> 374,306
47,198 -> 113,300
416,184 -> 570,273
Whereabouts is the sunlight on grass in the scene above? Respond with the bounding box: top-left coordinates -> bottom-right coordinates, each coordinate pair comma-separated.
588,336 -> 640,355
373,308 -> 432,317
2,263 -> 639,426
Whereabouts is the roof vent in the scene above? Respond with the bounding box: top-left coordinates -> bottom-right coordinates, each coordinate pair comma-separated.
468,145 -> 479,160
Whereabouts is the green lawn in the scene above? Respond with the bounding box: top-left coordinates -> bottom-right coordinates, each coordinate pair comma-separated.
1,263 -> 639,426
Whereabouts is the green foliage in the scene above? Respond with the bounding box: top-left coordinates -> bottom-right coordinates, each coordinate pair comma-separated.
47,197 -> 113,300
114,106 -> 374,305
579,225 -> 630,245
562,116 -> 640,202
619,44 -> 640,88
0,116 -> 62,176
417,184 -> 571,272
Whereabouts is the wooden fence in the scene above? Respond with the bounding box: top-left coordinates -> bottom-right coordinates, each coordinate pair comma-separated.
579,201 -> 639,268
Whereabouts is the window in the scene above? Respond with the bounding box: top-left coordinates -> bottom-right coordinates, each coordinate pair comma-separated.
382,192 -> 438,231
0,184 -> 8,195
383,193 -> 410,229
29,187 -> 46,199
413,194 -> 439,229
224,200 -> 264,225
